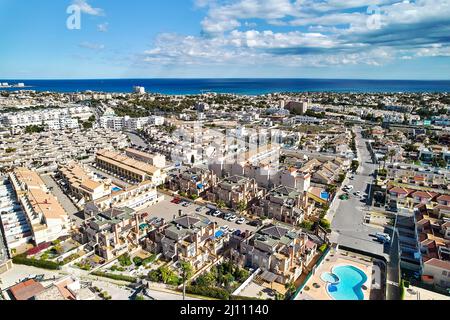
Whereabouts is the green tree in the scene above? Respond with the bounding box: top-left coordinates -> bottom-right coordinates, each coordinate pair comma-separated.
236,200 -> 247,213
216,200 -> 226,209
195,272 -> 216,287
159,266 -> 173,284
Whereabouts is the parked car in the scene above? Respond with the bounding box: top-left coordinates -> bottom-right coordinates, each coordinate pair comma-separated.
375,232 -> 391,243
141,212 -> 149,218
228,215 -> 237,222
228,228 -> 236,234
221,225 -> 229,231
196,206 -> 203,212
223,213 -> 232,220
236,217 -> 246,224
212,210 -> 222,217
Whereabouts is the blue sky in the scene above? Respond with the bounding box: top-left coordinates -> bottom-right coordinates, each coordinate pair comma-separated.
0,0 -> 450,79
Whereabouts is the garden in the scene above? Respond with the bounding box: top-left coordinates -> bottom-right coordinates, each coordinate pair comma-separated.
186,260 -> 250,300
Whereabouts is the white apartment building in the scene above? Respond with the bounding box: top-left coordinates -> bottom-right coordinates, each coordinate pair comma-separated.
45,117 -> 79,131
133,86 -> 146,94
1,106 -> 92,128
9,168 -> 71,246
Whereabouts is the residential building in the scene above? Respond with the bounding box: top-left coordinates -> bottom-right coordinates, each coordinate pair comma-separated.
58,161 -> 112,205
78,207 -> 140,261
168,167 -> 218,197
9,168 -> 71,245
207,175 -> 262,210
252,186 -> 307,225
144,215 -> 225,271
84,180 -> 162,212
95,149 -> 166,185
125,148 -> 166,169
230,224 -> 318,285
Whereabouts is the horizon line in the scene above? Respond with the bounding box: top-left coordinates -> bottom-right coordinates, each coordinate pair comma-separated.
2,77 -> 450,82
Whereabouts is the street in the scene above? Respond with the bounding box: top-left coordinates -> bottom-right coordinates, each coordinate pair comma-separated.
329,126 -> 400,299
331,127 -> 388,258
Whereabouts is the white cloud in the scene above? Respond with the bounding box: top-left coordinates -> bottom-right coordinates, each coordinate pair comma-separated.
72,0 -> 104,16
79,42 -> 105,50
97,22 -> 109,32
141,0 -> 450,69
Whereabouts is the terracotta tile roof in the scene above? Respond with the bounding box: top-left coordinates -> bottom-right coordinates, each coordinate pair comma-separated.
9,279 -> 45,300
389,186 -> 413,195
437,194 -> 450,202
424,258 -> 450,271
412,191 -> 438,199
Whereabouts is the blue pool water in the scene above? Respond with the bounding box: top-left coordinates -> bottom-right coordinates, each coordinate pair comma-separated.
112,186 -> 122,192
215,230 -> 224,238
325,265 -> 367,300
321,272 -> 340,284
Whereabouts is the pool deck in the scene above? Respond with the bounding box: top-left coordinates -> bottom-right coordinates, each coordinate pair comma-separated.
295,249 -> 376,300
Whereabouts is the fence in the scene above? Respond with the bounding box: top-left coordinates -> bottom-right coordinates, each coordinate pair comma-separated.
291,247 -> 331,300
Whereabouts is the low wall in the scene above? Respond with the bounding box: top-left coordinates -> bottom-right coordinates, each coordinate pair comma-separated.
232,268 -> 261,296
0,259 -> 13,274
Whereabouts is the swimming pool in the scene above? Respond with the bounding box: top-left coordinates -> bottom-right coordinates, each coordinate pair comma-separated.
112,186 -> 122,192
215,230 -> 224,238
323,265 -> 368,300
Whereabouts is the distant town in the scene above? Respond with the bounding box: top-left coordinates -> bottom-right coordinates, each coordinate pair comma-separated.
0,86 -> 449,301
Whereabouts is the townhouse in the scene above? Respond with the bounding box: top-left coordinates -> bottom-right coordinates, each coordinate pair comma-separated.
206,175 -> 262,210
77,207 -> 140,261
252,186 -> 307,225
168,167 -> 218,197
144,215 -> 225,271
0,128 -> 129,171
229,224 -> 318,285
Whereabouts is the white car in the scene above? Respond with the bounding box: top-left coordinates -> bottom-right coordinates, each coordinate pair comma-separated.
221,225 -> 229,231
228,228 -> 236,234
228,215 -> 237,222
223,213 -> 232,220
236,218 -> 246,225
212,210 -> 221,217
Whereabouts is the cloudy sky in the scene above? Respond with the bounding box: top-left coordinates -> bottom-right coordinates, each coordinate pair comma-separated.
1,0 -> 450,79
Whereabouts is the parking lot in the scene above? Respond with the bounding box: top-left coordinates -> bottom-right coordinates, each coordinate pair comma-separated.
136,194 -> 258,234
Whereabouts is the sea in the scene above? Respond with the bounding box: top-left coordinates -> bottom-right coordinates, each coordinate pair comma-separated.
0,79 -> 449,95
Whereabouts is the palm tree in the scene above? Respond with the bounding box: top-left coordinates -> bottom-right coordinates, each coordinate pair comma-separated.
180,261 -> 193,300
388,149 -> 396,164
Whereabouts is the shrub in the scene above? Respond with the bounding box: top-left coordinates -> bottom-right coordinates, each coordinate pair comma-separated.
319,219 -> 331,229
91,271 -> 137,283
142,254 -> 157,266
118,254 -> 132,267
300,220 -> 314,231
12,255 -> 61,270
133,256 -> 143,266
185,286 -> 230,300
148,269 -> 161,282
319,244 -> 328,253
